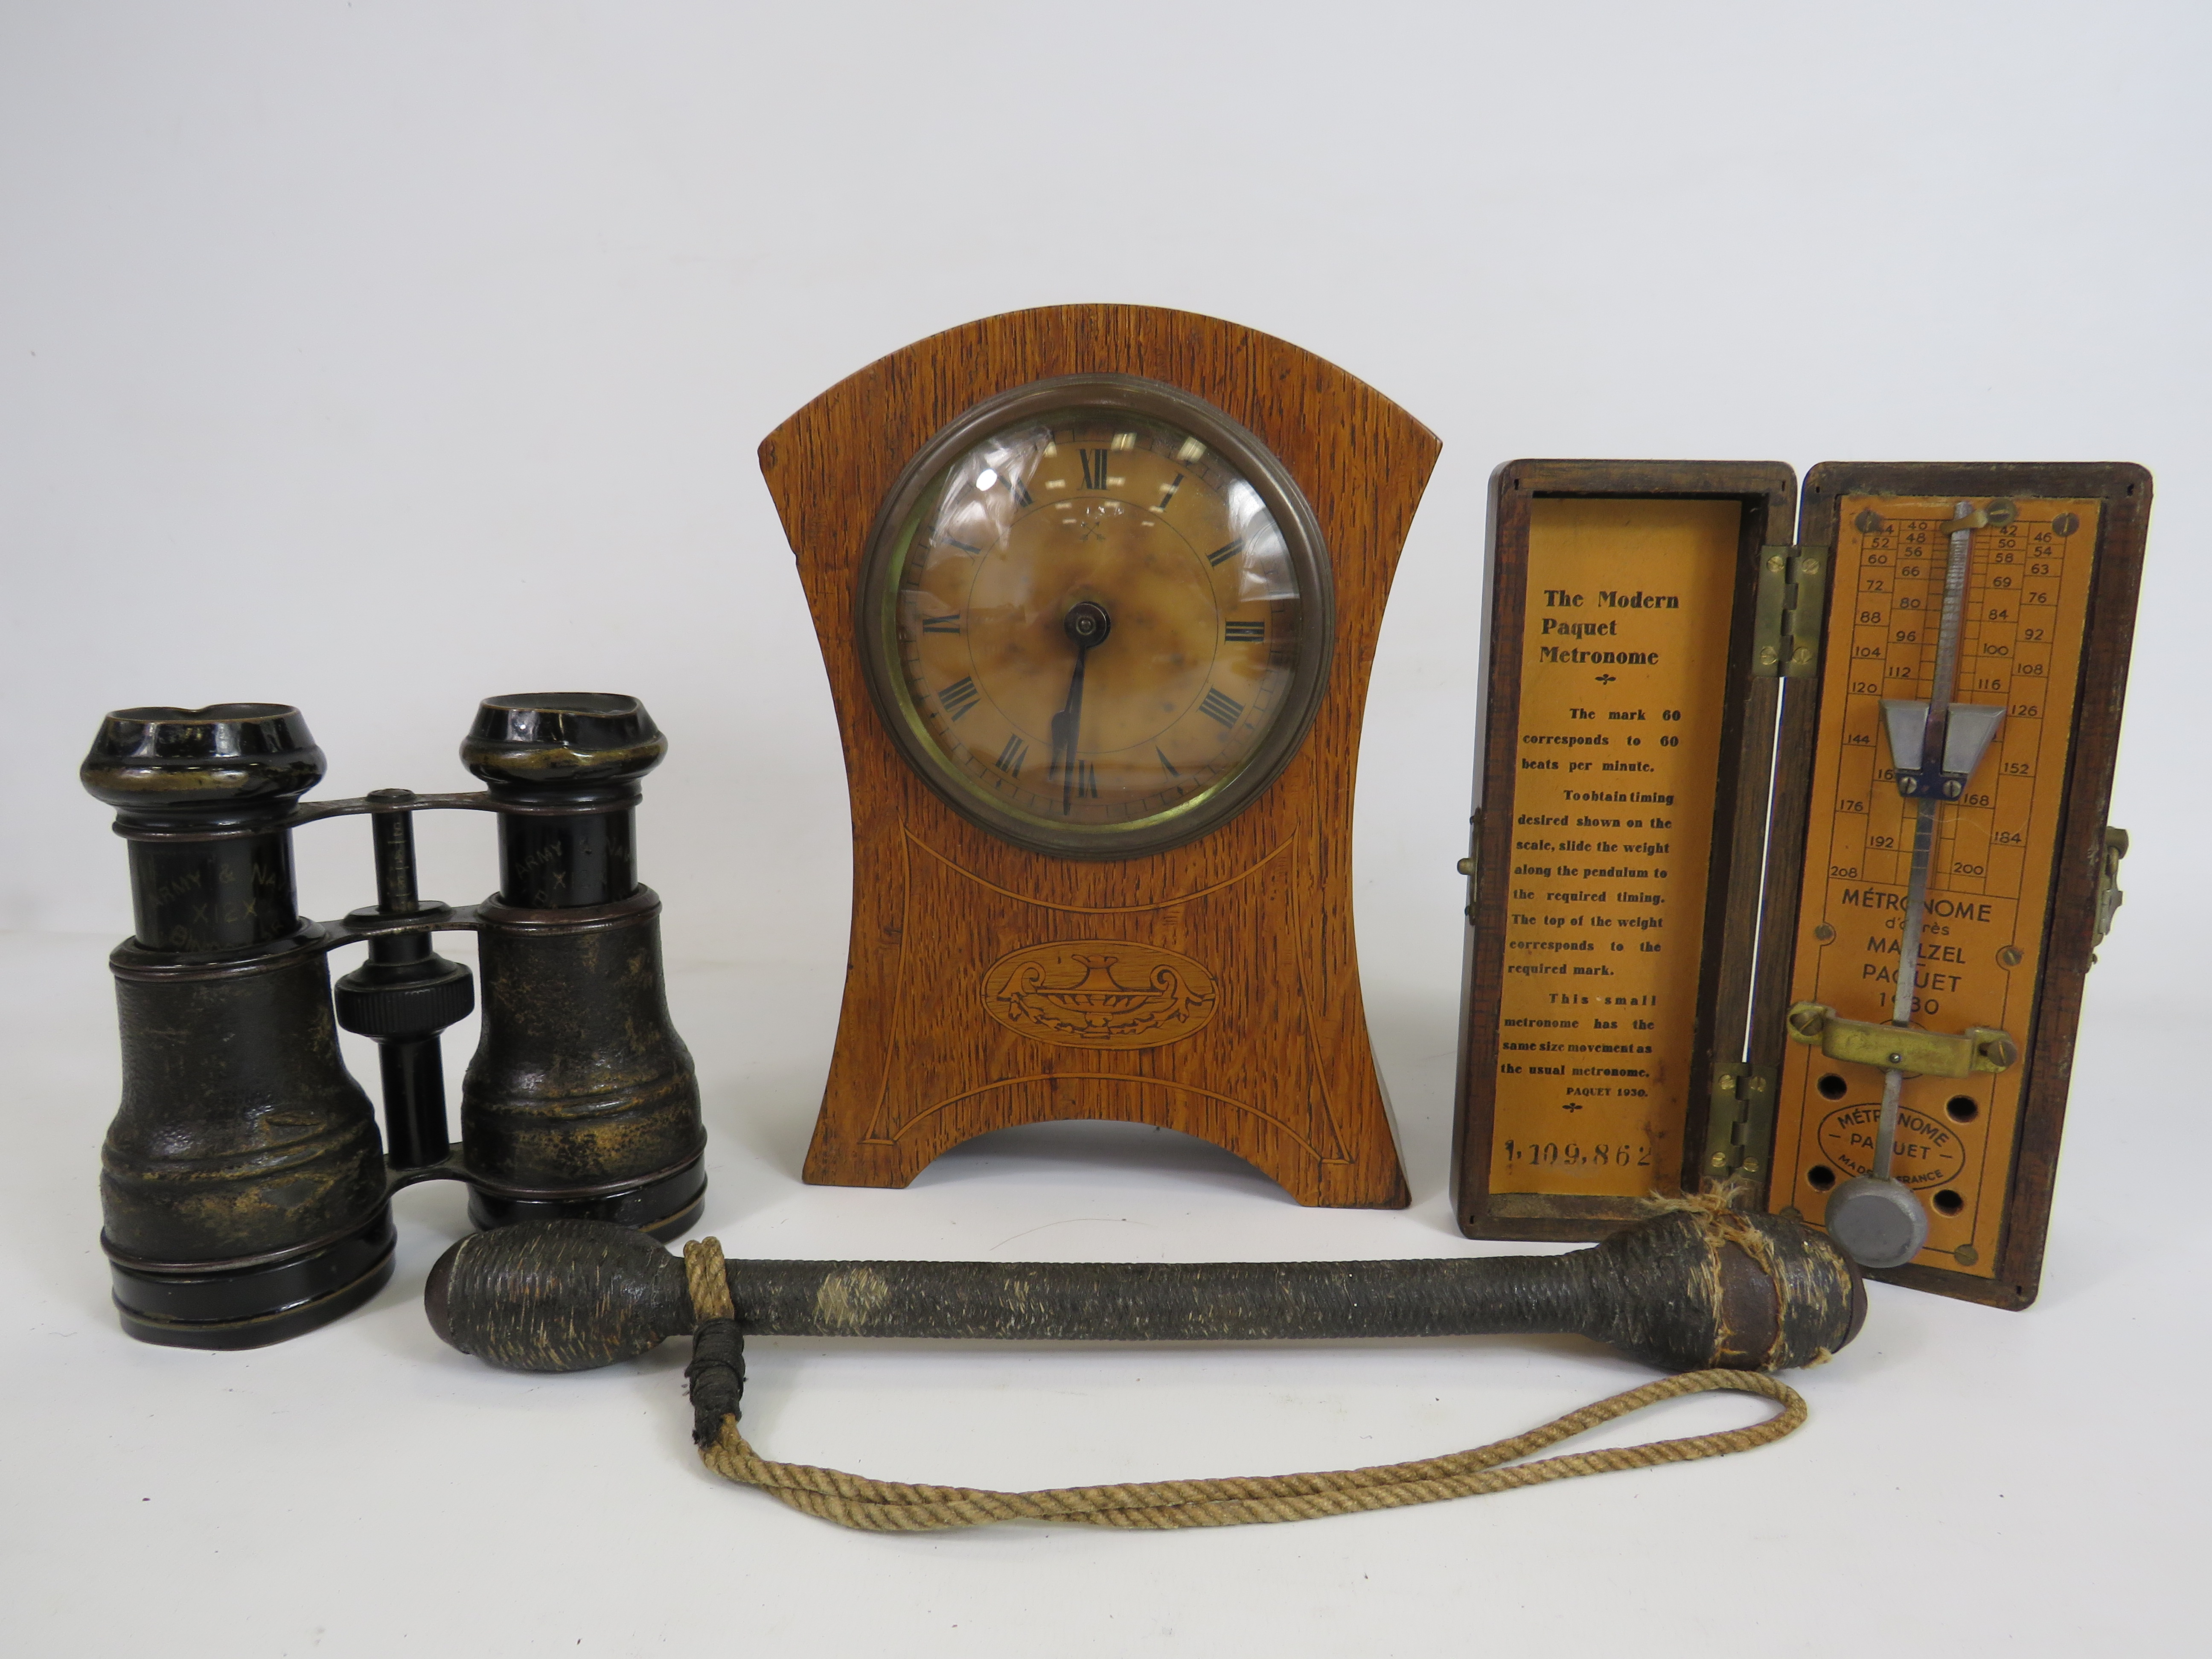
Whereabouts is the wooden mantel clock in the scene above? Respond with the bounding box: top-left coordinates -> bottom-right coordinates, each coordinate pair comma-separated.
761,306 -> 1437,1205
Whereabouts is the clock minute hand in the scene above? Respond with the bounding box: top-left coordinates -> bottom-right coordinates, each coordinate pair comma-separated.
1050,601 -> 1112,813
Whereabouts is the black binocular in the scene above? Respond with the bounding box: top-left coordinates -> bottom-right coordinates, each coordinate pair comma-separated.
81,693 -> 707,1350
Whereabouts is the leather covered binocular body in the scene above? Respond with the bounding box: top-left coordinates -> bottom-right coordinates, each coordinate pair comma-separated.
82,693 -> 706,1350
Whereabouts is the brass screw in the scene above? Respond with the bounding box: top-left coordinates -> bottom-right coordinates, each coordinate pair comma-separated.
1813,923 -> 1835,943
1997,945 -> 2022,967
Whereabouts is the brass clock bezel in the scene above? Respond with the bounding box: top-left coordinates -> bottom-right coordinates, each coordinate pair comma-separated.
855,372 -> 1336,860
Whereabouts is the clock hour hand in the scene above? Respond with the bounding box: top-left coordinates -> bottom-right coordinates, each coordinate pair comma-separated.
1048,601 -> 1112,813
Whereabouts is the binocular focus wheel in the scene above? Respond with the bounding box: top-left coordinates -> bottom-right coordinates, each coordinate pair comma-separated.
466,1157 -> 708,1243
105,1208 -> 398,1350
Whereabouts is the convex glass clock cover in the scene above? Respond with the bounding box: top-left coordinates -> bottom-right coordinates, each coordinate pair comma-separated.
859,373 -> 1334,858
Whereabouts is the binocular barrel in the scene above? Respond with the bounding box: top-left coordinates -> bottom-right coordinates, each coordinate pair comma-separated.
425,1209 -> 1867,1377
457,698 -> 705,1236
82,694 -> 706,1351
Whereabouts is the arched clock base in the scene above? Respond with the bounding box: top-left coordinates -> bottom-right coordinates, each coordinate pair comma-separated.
820,1080 -> 1403,1209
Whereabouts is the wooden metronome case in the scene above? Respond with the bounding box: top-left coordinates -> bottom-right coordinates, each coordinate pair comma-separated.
1452,460 -> 2149,1307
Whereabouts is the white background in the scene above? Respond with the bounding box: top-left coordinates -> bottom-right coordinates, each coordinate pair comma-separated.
3,3 -> 2207,1654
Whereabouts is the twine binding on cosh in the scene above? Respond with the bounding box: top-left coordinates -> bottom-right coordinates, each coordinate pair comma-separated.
676,1228 -> 1809,1533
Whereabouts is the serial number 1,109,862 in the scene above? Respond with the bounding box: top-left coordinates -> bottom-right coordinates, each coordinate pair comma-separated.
1501,1141 -> 1652,1170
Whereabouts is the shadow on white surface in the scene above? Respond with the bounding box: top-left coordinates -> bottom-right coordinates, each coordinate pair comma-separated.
911,1119 -> 1298,1205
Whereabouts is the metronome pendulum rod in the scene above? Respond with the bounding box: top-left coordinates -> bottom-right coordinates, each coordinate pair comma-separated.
1882,514 -> 1975,1161
1825,500 -> 2008,1269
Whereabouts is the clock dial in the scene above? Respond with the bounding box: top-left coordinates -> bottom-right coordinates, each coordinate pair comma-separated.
862,377 -> 1332,857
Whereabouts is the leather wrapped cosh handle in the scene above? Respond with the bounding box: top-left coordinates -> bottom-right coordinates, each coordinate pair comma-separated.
425,1207 -> 1864,1375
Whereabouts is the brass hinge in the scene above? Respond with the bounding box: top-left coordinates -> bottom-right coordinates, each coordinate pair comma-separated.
1458,810 -> 1481,921
1786,1002 -> 2018,1077
1702,1061 -> 1777,1183
1752,544 -> 1828,678
2093,826 -> 2128,960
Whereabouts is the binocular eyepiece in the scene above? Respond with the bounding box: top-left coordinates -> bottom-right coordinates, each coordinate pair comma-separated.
84,693 -> 707,1350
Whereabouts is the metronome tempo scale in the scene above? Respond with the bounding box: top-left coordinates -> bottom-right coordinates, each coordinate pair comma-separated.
1772,494 -> 2102,1273
1454,461 -> 2148,1306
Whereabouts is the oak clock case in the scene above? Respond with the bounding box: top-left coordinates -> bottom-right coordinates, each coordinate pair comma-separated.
856,375 -> 1333,859
766,304 -> 1436,1208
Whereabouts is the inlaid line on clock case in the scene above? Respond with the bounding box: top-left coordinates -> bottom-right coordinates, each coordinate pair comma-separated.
764,305 -> 1437,1207
1452,460 -> 2149,1308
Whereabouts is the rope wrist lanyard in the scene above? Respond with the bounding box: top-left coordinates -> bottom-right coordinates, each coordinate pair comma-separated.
679,1236 -> 1808,1534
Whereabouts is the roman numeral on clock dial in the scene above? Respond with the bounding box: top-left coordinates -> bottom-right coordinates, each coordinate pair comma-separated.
1199,687 -> 1245,727
938,675 -> 982,721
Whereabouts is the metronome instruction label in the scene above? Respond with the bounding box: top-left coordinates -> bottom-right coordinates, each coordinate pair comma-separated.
1488,498 -> 1742,1199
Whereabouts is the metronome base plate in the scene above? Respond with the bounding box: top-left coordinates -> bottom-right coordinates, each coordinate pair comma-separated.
107,1208 -> 398,1350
